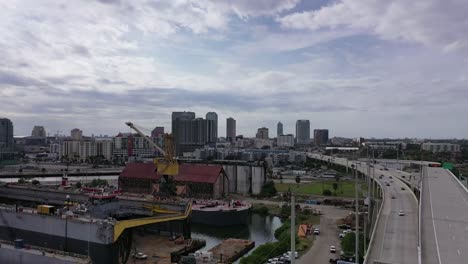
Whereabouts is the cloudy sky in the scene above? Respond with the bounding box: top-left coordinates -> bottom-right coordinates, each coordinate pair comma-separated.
1,0 -> 467,138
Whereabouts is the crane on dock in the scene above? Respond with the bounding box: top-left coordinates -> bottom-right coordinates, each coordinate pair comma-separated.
125,122 -> 179,176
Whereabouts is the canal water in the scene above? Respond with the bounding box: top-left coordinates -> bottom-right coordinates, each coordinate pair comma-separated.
191,213 -> 283,263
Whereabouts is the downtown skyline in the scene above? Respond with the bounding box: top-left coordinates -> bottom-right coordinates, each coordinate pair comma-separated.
1,0 -> 467,139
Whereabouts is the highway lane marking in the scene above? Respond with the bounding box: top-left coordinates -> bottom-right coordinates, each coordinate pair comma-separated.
457,249 -> 460,256
427,175 -> 443,264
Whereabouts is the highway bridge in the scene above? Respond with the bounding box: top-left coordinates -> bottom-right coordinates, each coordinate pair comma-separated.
421,166 -> 468,264
308,153 -> 468,264
308,153 -> 418,264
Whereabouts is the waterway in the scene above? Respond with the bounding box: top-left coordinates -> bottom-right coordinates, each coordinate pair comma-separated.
191,213 -> 283,263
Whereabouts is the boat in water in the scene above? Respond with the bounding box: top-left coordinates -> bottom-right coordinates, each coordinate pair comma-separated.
191,200 -> 251,226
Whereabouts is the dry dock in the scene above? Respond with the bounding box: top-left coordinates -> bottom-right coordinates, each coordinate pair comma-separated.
209,238 -> 255,263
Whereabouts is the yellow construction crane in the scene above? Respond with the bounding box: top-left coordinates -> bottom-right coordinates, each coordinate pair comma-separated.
125,122 -> 179,176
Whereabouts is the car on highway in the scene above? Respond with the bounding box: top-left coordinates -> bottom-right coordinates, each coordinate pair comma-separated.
133,252 -> 148,260
386,183 -> 390,186
391,194 -> 396,199
314,228 -> 320,235
399,210 -> 405,216
330,246 -> 336,253
401,187 -> 405,190
389,176 -> 393,179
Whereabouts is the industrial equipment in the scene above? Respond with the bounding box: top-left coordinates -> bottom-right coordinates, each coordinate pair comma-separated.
125,122 -> 179,176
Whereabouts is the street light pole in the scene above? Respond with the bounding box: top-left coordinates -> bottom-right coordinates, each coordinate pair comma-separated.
355,163 -> 359,263
291,194 -> 295,264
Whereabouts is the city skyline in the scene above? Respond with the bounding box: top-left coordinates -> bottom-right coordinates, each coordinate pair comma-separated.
1,1 -> 468,139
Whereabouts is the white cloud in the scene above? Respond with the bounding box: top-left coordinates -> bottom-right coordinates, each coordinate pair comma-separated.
279,0 -> 468,51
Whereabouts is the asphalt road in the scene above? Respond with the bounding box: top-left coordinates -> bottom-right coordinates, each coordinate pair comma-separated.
308,153 -> 419,263
298,215 -> 342,264
365,171 -> 418,264
421,167 -> 468,264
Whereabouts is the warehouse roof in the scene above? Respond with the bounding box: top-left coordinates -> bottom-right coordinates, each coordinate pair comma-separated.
120,163 -> 224,184
120,162 -> 159,180
175,164 -> 224,184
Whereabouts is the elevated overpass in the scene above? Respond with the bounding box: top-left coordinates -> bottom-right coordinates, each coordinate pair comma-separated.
308,153 -> 419,264
421,167 -> 468,264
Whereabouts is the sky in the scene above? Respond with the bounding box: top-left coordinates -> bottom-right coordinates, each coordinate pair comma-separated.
1,0 -> 467,139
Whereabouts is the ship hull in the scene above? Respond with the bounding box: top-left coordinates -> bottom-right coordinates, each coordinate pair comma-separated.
0,226 -> 117,263
191,207 -> 251,226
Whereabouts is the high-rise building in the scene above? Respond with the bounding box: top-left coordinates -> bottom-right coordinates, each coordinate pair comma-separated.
226,117 -> 236,143
314,129 -> 329,146
295,120 -> 310,145
277,122 -> 283,137
151,127 -> 165,137
172,111 -> 195,155
0,118 -> 14,150
277,134 -> 295,147
256,127 -> 269,139
71,128 -> 83,141
172,112 -> 215,155
31,126 -> 46,138
206,112 -> 218,143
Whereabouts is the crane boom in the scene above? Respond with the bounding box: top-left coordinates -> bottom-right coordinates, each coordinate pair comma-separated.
125,121 -> 179,176
125,122 -> 166,156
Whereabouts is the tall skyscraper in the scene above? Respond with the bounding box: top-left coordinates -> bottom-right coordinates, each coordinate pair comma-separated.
0,118 -> 14,150
172,111 -> 195,155
314,129 -> 329,146
277,122 -> 283,137
172,111 -> 215,155
151,127 -> 165,137
206,112 -> 218,143
256,127 -> 269,139
226,117 -> 236,143
31,126 -> 46,138
295,120 -> 310,145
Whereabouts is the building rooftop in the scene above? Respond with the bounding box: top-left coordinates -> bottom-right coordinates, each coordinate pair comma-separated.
175,164 -> 224,184
120,162 -> 159,180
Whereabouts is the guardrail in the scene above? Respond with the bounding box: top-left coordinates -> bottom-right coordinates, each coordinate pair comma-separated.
363,175 -> 384,264
447,169 -> 468,193
418,167 -> 423,264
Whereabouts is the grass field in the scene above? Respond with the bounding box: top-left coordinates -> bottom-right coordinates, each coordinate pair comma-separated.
275,180 -> 368,198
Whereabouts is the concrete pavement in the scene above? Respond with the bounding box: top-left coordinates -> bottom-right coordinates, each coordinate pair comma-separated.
365,173 -> 418,264
308,153 -> 419,263
421,167 -> 468,264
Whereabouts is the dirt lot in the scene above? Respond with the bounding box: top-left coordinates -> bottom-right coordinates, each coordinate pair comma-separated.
130,234 -> 187,264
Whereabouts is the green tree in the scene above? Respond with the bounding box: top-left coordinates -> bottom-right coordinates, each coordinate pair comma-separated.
341,232 -> 365,263
332,182 -> 338,195
260,181 -> 277,198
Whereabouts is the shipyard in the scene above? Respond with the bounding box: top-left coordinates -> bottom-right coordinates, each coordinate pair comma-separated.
3,3 -> 468,263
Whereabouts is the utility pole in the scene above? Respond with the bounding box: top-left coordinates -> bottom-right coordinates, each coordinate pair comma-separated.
355,164 -> 359,263
291,194 -> 296,264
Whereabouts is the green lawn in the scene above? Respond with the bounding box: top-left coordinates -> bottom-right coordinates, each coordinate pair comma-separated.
275,180 -> 368,198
